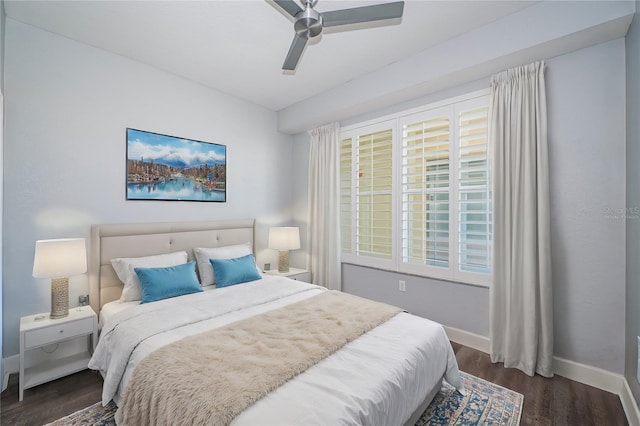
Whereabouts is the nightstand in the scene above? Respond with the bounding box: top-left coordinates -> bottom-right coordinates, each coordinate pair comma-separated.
19,305 -> 98,401
265,267 -> 311,283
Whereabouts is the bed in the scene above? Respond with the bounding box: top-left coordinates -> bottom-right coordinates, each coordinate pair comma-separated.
87,219 -> 462,425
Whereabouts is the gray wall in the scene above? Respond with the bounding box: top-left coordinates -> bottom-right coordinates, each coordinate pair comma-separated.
626,0 -> 640,404
2,19 -> 294,357
290,131 -> 310,271
343,265 -> 490,335
294,39 -> 628,374
0,0 -> 4,92
0,0 -> 5,382
547,39 -> 626,373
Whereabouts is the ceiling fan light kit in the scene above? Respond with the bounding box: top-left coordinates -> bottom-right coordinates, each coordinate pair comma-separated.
274,0 -> 405,71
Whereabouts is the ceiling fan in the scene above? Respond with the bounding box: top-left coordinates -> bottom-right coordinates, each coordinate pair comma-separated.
273,0 -> 405,71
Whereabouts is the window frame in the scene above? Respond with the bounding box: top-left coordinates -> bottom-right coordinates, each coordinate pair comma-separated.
341,119 -> 397,272
340,89 -> 492,287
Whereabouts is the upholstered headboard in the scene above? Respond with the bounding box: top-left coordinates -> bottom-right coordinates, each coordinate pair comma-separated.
89,219 -> 255,314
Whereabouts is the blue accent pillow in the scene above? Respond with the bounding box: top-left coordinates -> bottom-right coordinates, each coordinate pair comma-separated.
209,254 -> 262,288
134,261 -> 203,304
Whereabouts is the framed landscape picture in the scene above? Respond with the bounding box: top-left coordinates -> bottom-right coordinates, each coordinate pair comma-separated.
126,128 -> 226,202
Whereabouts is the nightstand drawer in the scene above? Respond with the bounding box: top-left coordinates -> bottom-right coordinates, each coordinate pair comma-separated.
265,268 -> 311,283
24,317 -> 94,349
290,272 -> 311,282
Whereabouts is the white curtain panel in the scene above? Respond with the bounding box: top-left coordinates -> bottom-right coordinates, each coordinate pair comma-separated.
308,123 -> 342,291
489,61 -> 553,377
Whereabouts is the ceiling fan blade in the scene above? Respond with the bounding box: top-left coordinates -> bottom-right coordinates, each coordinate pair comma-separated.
273,0 -> 303,19
282,33 -> 308,71
321,1 -> 404,28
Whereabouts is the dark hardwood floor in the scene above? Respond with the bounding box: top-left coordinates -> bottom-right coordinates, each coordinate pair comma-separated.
450,343 -> 628,426
0,343 -> 629,425
1,368 -> 102,425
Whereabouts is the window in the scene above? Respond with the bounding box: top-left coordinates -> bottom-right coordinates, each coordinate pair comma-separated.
401,109 -> 451,271
457,103 -> 491,276
340,92 -> 491,285
340,136 -> 353,256
341,121 -> 395,270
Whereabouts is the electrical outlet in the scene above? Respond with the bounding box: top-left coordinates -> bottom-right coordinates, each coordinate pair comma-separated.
399,280 -> 406,292
78,295 -> 89,306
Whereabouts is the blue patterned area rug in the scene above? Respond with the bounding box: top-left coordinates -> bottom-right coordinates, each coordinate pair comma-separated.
45,372 -> 522,425
416,372 -> 523,425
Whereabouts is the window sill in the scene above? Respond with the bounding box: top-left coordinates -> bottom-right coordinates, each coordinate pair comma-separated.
341,261 -> 491,289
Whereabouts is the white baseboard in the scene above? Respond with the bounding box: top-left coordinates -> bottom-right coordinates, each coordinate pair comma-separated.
444,326 -> 640,425
552,355 -> 640,423
552,356 -> 623,394
444,326 -> 490,353
2,355 -> 18,392
621,378 -> 640,426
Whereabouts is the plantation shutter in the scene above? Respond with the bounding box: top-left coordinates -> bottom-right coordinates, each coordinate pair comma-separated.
401,113 -> 451,268
339,92 -> 491,285
458,104 -> 491,273
340,136 -> 353,255
356,129 -> 393,260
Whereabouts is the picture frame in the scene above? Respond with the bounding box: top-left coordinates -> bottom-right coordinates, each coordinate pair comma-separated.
126,128 -> 226,202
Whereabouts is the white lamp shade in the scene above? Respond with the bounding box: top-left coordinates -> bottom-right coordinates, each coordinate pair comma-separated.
33,238 -> 87,278
268,227 -> 301,250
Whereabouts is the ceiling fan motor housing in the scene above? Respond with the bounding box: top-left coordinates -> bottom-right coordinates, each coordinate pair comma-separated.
277,0 -> 404,70
295,7 -> 323,38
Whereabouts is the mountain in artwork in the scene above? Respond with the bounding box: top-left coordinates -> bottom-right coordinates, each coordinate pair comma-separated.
149,152 -> 224,169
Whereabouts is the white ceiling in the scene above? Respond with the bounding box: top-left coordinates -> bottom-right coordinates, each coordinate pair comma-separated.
4,0 -> 538,111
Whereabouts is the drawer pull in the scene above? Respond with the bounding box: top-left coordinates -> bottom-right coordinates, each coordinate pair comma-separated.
59,330 -> 64,333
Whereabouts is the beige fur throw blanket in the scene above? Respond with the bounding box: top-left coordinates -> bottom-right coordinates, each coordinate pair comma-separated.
115,290 -> 402,426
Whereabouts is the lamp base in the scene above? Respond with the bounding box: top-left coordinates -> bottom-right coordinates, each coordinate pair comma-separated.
278,250 -> 290,273
50,277 -> 69,319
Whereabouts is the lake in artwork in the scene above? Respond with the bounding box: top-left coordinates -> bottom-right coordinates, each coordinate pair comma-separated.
126,128 -> 226,202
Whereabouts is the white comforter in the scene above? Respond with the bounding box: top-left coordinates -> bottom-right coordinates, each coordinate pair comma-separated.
89,275 -> 462,425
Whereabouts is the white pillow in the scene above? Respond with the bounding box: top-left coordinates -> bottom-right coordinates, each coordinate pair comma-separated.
194,243 -> 255,286
111,251 -> 189,302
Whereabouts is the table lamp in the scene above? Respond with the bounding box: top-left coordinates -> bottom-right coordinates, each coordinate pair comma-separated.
32,238 -> 87,319
268,227 -> 300,273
